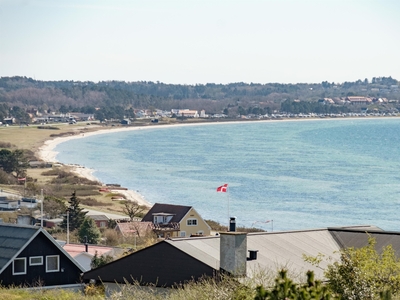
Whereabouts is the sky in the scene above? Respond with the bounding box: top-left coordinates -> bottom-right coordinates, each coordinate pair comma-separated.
1,0 -> 399,85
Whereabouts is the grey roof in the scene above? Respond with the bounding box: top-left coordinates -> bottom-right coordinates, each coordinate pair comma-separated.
88,215 -> 109,221
0,223 -> 40,273
166,225 -> 398,279
0,223 -> 85,274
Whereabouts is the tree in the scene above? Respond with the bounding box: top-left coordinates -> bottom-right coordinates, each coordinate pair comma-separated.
0,149 -> 28,178
43,195 -> 67,219
78,217 -> 101,244
90,251 -> 113,269
255,269 -> 334,300
325,237 -> 400,299
122,201 -> 146,221
61,191 -> 87,231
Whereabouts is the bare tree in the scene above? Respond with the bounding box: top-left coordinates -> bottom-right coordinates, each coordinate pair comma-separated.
122,201 -> 146,221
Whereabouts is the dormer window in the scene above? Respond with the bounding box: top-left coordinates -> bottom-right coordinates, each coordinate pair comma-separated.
153,213 -> 174,224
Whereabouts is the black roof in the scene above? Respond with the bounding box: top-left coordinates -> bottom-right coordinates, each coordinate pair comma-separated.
0,223 -> 39,273
0,223 -> 85,274
329,226 -> 400,255
141,203 -> 192,223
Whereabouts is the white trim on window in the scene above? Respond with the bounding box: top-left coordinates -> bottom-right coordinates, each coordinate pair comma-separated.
13,257 -> 27,275
187,218 -> 198,226
46,255 -> 60,272
30,256 -> 43,266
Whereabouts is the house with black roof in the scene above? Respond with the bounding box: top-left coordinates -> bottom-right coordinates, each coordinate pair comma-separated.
82,224 -> 400,291
0,223 -> 85,287
141,203 -> 211,238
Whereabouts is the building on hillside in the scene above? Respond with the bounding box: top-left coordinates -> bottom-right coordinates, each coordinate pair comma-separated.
115,221 -> 154,238
180,109 -> 199,118
346,96 -> 372,105
87,215 -> 109,228
0,223 -> 84,287
141,203 -> 211,238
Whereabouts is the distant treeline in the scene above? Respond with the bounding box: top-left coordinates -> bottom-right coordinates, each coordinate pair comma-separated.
0,76 -> 399,119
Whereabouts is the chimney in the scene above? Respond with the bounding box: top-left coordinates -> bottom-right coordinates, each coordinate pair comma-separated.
84,236 -> 88,252
229,217 -> 236,232
219,232 -> 247,276
247,250 -> 258,261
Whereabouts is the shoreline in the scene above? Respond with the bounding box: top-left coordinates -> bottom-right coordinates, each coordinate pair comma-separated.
36,116 -> 399,209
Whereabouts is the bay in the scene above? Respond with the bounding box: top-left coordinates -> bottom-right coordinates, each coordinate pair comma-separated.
55,118 -> 400,232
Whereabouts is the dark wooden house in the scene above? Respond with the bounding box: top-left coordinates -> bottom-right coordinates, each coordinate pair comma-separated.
0,223 -> 85,287
82,225 -> 400,290
82,240 -> 217,287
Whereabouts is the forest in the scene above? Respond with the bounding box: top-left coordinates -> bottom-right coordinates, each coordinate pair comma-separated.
0,76 -> 399,121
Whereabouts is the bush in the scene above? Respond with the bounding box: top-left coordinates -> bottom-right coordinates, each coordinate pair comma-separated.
0,141 -> 14,148
81,197 -> 112,207
0,169 -> 17,184
103,229 -> 120,246
38,126 -> 60,130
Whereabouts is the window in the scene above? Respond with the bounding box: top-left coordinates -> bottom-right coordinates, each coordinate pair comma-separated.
30,256 -> 43,266
100,221 -> 106,228
187,219 -> 198,226
46,255 -> 59,272
180,231 -> 186,237
13,258 -> 26,275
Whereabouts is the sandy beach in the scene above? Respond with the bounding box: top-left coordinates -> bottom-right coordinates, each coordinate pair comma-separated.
36,125 -> 158,208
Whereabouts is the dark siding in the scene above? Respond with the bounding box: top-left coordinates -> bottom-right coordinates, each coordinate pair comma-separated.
0,232 -> 82,287
83,242 -> 216,287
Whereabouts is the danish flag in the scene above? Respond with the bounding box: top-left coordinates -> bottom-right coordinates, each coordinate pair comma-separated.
216,184 -> 228,192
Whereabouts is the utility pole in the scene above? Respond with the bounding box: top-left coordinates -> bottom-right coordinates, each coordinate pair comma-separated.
67,210 -> 70,244
40,189 -> 43,228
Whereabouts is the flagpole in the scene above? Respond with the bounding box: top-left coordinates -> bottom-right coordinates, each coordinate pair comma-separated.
227,186 -> 230,222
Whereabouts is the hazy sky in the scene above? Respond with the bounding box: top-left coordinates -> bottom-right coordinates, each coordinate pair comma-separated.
1,0 -> 399,84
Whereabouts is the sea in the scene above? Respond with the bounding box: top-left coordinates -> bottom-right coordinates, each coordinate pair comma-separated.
54,118 -> 400,232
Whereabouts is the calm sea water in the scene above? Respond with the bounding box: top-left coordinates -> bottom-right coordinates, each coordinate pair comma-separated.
55,118 -> 400,231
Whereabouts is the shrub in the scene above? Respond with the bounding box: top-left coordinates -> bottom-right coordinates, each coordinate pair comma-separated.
81,197 -> 112,207
0,141 -> 14,148
38,126 -> 60,130
0,169 -> 17,184
103,229 -> 120,246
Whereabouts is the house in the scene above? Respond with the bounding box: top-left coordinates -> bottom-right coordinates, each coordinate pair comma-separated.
3,117 -> 15,125
120,119 -> 131,125
0,223 -> 85,287
62,243 -> 114,271
82,224 -> 400,290
43,218 -> 63,228
178,109 -> 199,118
88,215 -> 109,228
0,199 -> 20,211
141,203 -> 211,238
318,98 -> 334,105
346,96 -> 372,105
115,221 -> 153,238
